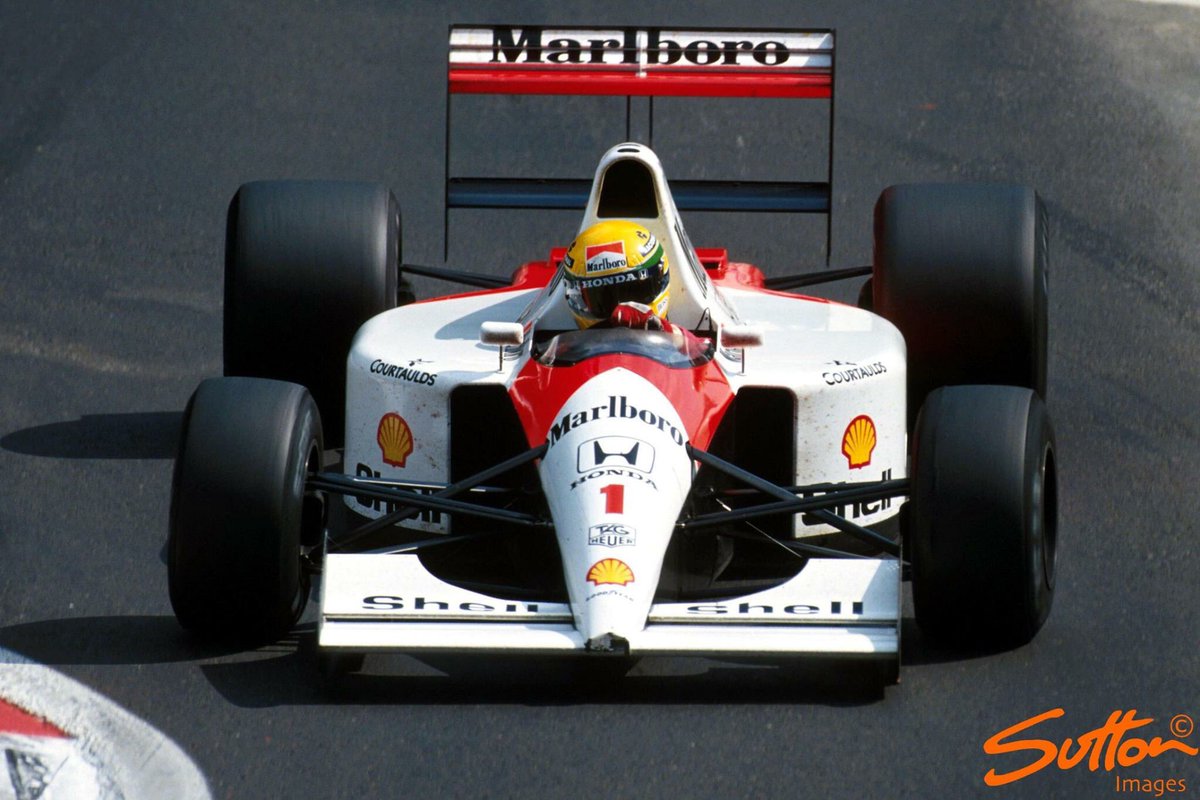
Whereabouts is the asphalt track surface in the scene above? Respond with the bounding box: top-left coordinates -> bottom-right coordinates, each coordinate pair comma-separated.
1,1 -> 1198,798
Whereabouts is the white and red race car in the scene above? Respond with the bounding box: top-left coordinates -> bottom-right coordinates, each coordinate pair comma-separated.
167,27 -> 1056,684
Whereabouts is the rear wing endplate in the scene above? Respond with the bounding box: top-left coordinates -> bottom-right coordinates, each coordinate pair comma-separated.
444,26 -> 837,259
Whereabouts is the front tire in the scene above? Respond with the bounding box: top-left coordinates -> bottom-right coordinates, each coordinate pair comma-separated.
168,377 -> 324,643
910,385 -> 1057,648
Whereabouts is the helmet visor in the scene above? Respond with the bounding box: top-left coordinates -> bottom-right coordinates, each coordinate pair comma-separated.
565,250 -> 668,322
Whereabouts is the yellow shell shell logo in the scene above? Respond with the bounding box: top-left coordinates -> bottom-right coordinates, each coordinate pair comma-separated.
841,415 -> 877,469
377,412 -> 414,468
586,558 -> 635,587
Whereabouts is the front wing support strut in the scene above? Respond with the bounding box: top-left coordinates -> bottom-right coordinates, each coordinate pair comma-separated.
685,444 -> 903,557
314,443 -> 549,552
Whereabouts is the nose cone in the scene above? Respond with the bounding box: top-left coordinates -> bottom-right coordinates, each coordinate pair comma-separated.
586,632 -> 630,655
577,555 -> 644,646
536,368 -> 693,645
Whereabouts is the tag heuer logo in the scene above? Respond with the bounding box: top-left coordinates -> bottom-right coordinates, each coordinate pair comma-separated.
577,436 -> 655,473
588,522 -> 636,548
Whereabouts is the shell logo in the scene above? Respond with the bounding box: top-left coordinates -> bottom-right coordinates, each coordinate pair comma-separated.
841,415 -> 877,469
586,558 -> 635,587
377,412 -> 414,468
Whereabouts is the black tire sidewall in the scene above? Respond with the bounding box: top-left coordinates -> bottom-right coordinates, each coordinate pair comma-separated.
1021,397 -> 1057,632
911,385 -> 1056,648
168,377 -> 322,641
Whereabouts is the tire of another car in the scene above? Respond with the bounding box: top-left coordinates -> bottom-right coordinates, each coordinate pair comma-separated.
224,180 -> 400,445
872,183 -> 1048,430
168,377 -> 324,643
910,385 -> 1057,649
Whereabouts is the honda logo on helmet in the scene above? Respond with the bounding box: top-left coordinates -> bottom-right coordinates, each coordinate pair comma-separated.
577,436 -> 655,474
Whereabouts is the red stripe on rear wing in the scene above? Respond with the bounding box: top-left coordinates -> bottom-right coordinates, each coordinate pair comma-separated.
449,27 -> 833,98
443,25 -> 838,262
450,70 -> 830,99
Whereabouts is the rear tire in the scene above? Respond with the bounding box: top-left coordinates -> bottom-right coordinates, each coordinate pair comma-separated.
168,377 -> 324,643
856,277 -> 873,312
910,385 -> 1057,648
224,180 -> 400,445
872,183 -> 1048,429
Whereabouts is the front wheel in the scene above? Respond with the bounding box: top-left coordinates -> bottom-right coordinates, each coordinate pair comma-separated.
168,377 -> 324,643
910,385 -> 1057,648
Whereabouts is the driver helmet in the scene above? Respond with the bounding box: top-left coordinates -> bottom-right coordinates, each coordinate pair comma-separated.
561,220 -> 670,329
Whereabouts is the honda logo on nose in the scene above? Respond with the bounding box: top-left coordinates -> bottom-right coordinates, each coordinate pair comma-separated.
577,436 -> 655,474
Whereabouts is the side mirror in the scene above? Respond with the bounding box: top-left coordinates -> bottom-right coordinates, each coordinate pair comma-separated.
480,321 -> 524,346
720,324 -> 763,349
719,324 -> 764,374
480,322 -> 525,371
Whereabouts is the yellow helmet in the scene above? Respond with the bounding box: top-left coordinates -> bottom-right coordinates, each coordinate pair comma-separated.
562,220 -> 670,329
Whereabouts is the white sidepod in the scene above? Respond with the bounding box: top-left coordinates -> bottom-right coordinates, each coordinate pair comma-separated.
535,367 -> 693,650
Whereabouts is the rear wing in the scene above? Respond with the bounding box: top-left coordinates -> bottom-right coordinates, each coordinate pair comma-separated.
444,25 -> 836,258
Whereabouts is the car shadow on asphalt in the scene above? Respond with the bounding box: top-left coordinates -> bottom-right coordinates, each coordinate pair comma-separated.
0,412 -> 182,459
898,617 -> 1018,665
201,632 -> 898,709
0,615 -> 245,664
0,615 -> 892,706
0,614 -> 1019,708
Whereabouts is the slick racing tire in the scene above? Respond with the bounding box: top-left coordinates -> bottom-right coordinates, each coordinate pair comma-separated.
910,385 -> 1058,649
169,377 -> 324,643
872,183 -> 1048,430
224,180 -> 400,445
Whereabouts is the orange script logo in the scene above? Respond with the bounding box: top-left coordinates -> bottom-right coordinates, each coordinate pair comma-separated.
983,708 -> 1197,787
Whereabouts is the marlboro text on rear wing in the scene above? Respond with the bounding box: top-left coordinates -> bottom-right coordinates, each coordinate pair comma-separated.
444,26 -> 836,260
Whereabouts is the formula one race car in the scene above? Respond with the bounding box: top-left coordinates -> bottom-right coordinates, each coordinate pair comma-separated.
166,27 -> 1056,684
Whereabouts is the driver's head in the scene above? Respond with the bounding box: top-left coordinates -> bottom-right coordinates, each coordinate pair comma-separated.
562,220 -> 670,329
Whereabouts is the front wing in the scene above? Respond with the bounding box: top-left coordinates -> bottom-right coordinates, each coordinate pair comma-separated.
319,553 -> 899,659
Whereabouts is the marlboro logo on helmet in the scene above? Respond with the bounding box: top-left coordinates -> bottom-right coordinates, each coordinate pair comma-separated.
585,241 -> 627,273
